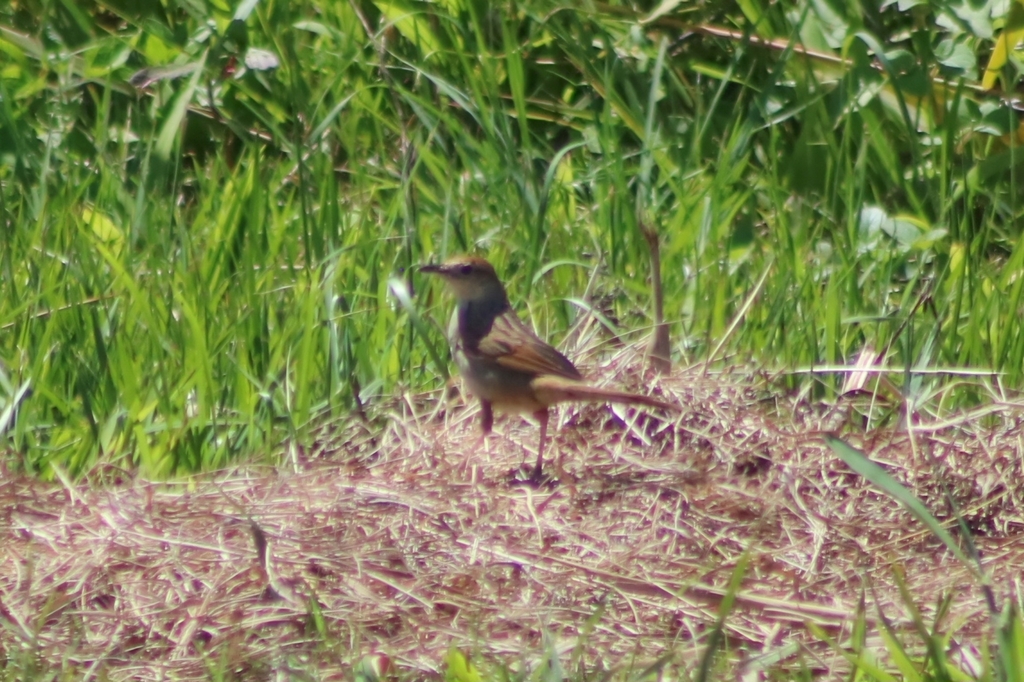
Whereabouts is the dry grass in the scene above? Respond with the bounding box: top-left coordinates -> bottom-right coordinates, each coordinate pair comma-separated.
3,347 -> 1024,679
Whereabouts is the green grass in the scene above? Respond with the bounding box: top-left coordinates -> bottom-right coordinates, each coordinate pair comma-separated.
3,0 -> 1019,477
3,0 -> 1024,676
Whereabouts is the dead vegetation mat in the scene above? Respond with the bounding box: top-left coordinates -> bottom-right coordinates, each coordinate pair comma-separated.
4,352 -> 1024,680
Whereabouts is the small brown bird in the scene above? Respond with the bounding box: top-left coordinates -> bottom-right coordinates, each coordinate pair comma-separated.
420,255 -> 674,482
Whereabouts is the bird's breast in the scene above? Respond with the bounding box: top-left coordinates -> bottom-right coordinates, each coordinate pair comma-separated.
452,345 -> 545,413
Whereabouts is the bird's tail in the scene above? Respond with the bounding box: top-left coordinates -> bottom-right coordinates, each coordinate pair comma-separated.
531,375 -> 676,411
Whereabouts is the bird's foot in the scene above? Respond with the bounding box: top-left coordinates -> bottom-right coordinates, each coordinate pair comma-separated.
507,464 -> 556,488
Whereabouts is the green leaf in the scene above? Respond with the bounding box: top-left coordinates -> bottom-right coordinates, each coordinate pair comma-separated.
983,1 -> 1024,88
233,0 -> 260,22
154,51 -> 207,159
444,647 -> 482,682
374,0 -> 442,55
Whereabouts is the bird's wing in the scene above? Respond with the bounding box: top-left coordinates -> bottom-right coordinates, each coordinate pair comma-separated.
476,312 -> 584,381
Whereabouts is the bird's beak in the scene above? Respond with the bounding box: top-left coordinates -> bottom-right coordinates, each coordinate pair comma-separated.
419,263 -> 442,274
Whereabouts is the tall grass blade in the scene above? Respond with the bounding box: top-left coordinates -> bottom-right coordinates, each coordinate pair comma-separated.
825,436 -> 979,579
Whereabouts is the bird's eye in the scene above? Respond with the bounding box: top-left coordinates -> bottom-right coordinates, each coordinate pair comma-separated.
459,264 -> 473,275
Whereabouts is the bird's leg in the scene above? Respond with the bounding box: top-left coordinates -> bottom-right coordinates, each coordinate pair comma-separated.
480,399 -> 494,435
528,408 -> 549,484
468,400 -> 494,483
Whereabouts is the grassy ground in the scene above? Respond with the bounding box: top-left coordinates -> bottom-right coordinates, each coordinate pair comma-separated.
3,0 -> 1024,678
3,357 -> 1021,680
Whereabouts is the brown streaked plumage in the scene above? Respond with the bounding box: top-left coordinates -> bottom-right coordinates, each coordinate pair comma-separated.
420,255 -> 675,483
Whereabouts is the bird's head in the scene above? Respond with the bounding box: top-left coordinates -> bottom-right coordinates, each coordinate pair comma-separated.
419,255 -> 508,304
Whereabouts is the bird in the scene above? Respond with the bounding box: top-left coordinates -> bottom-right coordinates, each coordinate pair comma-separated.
420,255 -> 675,483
